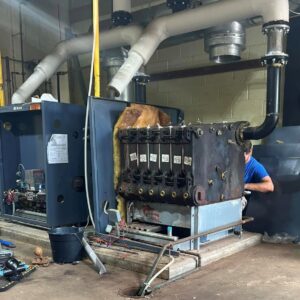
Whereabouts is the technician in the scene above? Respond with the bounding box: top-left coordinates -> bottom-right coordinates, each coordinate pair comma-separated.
243,140 -> 274,193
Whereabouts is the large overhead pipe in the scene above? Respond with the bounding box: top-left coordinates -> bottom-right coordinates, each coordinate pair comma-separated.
108,0 -> 289,97
11,25 -> 143,104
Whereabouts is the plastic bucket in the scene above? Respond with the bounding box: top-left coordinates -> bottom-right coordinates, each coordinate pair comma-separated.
48,227 -> 84,263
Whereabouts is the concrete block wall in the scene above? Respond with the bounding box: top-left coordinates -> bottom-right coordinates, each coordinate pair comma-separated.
146,26 -> 267,127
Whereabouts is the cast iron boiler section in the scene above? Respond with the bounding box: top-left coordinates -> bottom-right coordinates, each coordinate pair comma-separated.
118,122 -> 245,207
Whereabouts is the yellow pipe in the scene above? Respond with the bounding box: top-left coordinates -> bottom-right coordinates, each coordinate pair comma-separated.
93,0 -> 101,97
0,52 -> 5,106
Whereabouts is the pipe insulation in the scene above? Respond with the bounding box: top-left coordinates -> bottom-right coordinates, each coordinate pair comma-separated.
113,0 -> 131,12
11,25 -> 143,104
108,0 -> 289,96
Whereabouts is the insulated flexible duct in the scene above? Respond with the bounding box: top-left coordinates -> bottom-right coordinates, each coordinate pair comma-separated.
108,0 -> 289,96
113,0 -> 131,12
11,25 -> 143,104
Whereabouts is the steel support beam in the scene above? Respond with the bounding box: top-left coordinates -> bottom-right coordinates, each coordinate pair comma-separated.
150,59 -> 262,81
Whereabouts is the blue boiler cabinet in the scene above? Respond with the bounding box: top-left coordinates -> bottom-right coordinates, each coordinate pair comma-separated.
0,102 -> 88,228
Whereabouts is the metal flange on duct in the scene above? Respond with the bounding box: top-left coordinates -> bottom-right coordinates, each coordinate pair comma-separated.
112,0 -> 133,26
204,21 -> 246,64
167,0 -> 190,12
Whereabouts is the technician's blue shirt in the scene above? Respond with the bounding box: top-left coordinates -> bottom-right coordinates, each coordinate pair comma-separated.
244,156 -> 269,184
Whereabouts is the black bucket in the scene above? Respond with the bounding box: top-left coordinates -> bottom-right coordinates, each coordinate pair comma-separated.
48,227 -> 84,263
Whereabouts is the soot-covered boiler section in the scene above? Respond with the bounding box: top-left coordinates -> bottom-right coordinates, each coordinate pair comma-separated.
118,122 -> 245,206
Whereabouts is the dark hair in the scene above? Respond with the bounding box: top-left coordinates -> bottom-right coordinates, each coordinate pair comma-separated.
242,140 -> 252,154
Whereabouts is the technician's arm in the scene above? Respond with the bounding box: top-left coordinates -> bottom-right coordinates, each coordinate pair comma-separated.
244,176 -> 274,193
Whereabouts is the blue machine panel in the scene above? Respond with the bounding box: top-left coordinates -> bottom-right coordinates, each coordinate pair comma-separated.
0,102 -> 88,227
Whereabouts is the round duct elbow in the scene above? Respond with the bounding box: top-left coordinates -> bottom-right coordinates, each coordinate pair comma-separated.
204,21 -> 246,64
104,48 -> 134,102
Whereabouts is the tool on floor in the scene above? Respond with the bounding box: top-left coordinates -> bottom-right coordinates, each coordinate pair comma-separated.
0,249 -> 36,292
0,239 -> 16,248
82,236 -> 107,275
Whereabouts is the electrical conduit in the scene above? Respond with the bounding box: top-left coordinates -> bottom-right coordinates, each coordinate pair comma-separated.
0,52 -> 5,106
93,0 -> 100,97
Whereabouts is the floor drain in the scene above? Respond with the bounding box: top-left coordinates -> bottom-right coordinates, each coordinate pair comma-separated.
118,287 -> 144,298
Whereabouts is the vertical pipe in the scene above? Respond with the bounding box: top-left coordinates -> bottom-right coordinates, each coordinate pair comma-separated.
56,73 -> 61,102
134,83 -> 147,103
93,0 -> 101,97
133,73 -> 150,103
242,66 -> 282,140
19,2 -> 25,83
0,52 -> 5,106
5,57 -> 11,101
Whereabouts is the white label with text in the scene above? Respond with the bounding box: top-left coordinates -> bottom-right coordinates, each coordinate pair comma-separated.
150,153 -> 157,162
184,156 -> 192,166
174,156 -> 182,164
140,154 -> 147,162
162,154 -> 170,163
130,153 -> 137,161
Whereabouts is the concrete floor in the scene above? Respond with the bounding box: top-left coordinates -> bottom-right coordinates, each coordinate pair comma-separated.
1,239 -> 300,300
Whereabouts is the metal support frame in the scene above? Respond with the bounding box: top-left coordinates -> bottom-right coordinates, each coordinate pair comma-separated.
94,233 -> 180,257
127,199 -> 242,251
150,59 -> 262,81
137,216 -> 253,297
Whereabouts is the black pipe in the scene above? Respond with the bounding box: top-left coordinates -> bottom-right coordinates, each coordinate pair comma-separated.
242,65 -> 282,140
56,73 -> 61,102
5,57 -> 11,101
134,82 -> 147,103
133,74 -> 150,104
19,2 -> 25,83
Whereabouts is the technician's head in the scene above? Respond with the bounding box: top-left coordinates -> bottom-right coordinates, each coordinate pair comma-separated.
243,140 -> 253,164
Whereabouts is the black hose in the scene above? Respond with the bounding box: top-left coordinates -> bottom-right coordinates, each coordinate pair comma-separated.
242,65 -> 282,140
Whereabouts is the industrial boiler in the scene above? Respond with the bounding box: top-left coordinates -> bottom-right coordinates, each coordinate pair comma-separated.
90,98 -> 248,250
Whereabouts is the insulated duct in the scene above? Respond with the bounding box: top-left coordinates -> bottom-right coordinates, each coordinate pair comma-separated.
113,0 -> 131,13
103,48 -> 134,102
11,25 -> 143,104
108,0 -> 289,96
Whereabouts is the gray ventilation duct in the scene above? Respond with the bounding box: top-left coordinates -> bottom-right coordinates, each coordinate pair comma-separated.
204,21 -> 246,64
